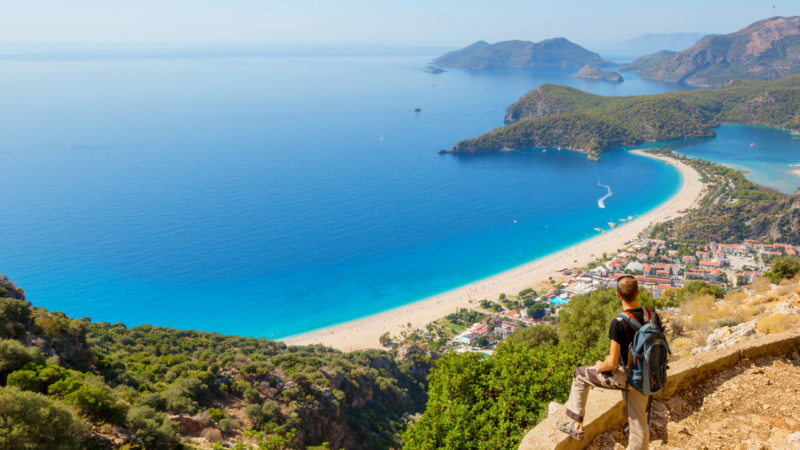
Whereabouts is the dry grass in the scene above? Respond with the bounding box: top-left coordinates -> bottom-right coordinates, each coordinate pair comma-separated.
751,277 -> 772,293
756,313 -> 794,334
670,337 -> 694,359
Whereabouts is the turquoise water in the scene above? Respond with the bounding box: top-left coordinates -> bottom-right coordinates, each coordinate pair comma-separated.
0,49 -> 691,338
641,124 -> 800,194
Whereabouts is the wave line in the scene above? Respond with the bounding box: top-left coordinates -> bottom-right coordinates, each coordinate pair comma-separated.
597,178 -> 612,208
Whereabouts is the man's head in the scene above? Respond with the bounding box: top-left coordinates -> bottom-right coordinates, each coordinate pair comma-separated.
617,276 -> 639,304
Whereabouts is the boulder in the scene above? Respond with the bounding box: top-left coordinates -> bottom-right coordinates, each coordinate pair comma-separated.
167,414 -> 206,435
787,432 -> 800,450
547,401 -> 562,417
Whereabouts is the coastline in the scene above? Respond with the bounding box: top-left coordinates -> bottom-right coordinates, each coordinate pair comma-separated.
283,150 -> 704,351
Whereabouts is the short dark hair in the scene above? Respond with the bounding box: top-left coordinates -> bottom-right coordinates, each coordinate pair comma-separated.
617,276 -> 639,302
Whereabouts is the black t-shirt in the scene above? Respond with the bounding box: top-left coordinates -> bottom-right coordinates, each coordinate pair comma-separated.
609,307 -> 662,368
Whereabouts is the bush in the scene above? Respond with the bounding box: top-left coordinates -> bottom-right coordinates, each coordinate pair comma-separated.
127,405 -> 181,450
756,313 -> 793,334
558,288 -> 620,351
0,298 -> 30,339
6,370 -> 40,392
219,418 -> 232,433
0,339 -> 45,383
64,385 -> 127,425
507,324 -> 559,349
402,341 -> 598,450
0,386 -> 89,449
771,256 -> 800,279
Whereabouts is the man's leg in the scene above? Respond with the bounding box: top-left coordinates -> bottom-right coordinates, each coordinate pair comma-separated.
565,366 -> 624,426
625,387 -> 650,450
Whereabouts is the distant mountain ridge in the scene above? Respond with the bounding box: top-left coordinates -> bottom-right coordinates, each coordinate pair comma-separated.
432,38 -> 614,69
639,16 -> 800,86
620,32 -> 711,51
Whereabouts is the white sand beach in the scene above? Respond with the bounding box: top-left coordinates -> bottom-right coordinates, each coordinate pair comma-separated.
283,150 -> 705,351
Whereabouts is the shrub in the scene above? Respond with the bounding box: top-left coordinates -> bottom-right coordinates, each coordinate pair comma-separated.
0,339 -> 45,383
507,324 -> 559,349
127,405 -> 181,450
771,256 -> 800,279
751,277 -> 773,293
208,407 -> 225,423
64,385 -> 128,425
0,298 -> 30,339
756,313 -> 793,334
402,341 -> 598,450
0,386 -> 89,449
558,288 -> 620,351
218,418 -> 232,433
6,370 -> 40,392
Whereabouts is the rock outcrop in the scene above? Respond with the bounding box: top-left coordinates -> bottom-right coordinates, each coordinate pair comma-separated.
617,50 -> 678,73
639,16 -> 800,86
572,65 -> 624,82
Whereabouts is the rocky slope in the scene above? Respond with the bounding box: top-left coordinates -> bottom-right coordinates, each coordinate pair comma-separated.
639,16 -> 800,86
432,38 -> 614,69
618,50 -> 677,73
572,65 -> 623,82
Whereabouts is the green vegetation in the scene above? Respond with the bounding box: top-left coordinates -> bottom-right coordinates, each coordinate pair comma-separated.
618,50 -> 678,73
453,75 -> 800,155
766,256 -> 800,279
0,281 -> 430,450
506,323 -> 559,349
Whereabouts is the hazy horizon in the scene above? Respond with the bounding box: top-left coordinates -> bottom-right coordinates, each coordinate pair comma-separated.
1,0 -> 797,48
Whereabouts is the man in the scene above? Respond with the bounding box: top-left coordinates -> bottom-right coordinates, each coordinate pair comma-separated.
557,275 -> 662,450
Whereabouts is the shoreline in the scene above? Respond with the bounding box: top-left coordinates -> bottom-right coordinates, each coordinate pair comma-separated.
283,150 -> 705,351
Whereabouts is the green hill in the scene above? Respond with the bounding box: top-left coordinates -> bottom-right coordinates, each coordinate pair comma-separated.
450,75 -> 800,158
618,50 -> 678,73
432,38 -> 614,69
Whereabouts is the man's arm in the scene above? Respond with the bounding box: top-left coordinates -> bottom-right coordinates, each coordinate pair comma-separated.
594,340 -> 621,373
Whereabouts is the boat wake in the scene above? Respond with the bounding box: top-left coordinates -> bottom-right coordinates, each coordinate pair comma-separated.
597,178 -> 612,208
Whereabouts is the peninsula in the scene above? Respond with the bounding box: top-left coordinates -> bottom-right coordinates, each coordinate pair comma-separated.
639,16 -> 800,86
572,64 -> 623,82
432,38 -> 614,69
618,50 -> 677,73
443,74 -> 800,158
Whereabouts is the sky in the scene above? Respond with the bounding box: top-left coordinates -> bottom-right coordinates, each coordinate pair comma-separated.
0,0 -> 798,47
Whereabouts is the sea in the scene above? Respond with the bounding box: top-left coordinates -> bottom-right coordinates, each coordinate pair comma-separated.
0,46 -> 790,339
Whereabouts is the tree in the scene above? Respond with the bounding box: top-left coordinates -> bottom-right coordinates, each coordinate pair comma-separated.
507,324 -> 559,349
526,303 -> 547,320
0,298 -> 31,339
127,405 -> 181,450
6,370 -> 40,392
0,339 -> 44,384
498,293 -> 506,300
0,386 -> 89,449
771,256 -> 800,279
476,336 -> 489,348
558,288 -> 620,351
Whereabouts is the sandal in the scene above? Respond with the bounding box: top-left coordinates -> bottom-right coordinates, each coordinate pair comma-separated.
557,421 -> 585,441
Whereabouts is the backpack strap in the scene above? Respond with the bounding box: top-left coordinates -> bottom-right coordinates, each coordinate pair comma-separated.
617,312 -> 643,330
642,307 -> 652,324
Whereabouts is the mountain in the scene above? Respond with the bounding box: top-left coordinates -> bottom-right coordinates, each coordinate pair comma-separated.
620,32 -> 711,52
618,50 -> 678,72
639,16 -> 800,86
572,65 -> 623,82
432,38 -> 614,69
446,74 -> 800,158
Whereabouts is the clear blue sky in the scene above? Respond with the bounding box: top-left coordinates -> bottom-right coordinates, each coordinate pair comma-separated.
1,0 -> 797,47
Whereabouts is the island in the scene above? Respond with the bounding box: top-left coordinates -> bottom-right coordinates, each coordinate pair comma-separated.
572,65 -> 623,82
638,16 -> 800,86
431,38 -> 614,70
423,66 -> 444,73
442,73 -> 800,159
618,50 -> 677,73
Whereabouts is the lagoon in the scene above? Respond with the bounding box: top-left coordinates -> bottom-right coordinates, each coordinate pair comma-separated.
0,49 -> 697,338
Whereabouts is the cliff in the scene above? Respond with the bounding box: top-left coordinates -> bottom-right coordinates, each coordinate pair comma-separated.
639,16 -> 800,86
618,50 -> 677,73
572,65 -> 623,82
432,38 -> 614,70
447,74 -> 800,157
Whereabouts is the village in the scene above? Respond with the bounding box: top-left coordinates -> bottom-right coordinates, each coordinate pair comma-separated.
398,237 -> 798,357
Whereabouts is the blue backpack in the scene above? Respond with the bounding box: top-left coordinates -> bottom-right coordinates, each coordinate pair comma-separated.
617,308 -> 671,429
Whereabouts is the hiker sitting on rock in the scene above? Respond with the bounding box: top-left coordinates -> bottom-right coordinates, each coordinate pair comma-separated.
558,275 -> 670,450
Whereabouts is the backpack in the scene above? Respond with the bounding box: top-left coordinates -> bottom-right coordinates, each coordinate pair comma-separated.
616,308 -> 671,430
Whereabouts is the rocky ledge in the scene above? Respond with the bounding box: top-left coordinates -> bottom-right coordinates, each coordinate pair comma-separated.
572,65 -> 623,82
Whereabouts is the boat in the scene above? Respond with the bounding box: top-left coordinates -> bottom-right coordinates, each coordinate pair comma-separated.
380,137 -> 384,141
619,219 -> 627,223
608,222 -> 617,228
594,228 -> 604,232
627,216 -> 634,220
543,149 -> 547,152
414,107 -> 421,112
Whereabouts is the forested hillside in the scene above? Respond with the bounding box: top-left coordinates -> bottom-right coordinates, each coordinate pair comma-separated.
0,278 -> 431,450
449,75 -> 800,157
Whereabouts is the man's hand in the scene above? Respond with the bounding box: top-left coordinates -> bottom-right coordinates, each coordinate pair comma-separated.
593,360 -> 605,372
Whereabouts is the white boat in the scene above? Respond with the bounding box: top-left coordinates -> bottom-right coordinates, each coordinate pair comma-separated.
594,228 -> 604,232
608,222 -> 617,228
627,216 -> 634,220
543,149 -> 547,152
620,219 -> 627,223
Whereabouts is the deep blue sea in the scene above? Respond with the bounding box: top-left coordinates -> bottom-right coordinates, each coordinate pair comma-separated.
640,124 -> 800,194
0,48 -> 720,338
